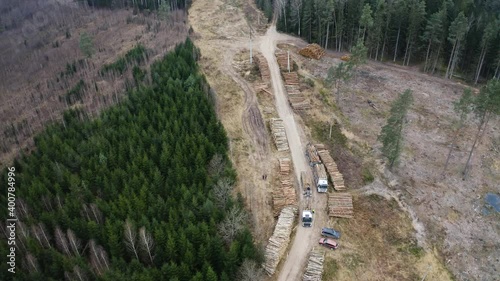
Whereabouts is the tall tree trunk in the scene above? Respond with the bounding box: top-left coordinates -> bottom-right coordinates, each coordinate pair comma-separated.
463,112 -> 490,179
403,37 -> 411,65
325,21 -> 330,50
474,46 -> 487,84
495,59 -> 500,79
432,44 -> 442,74
424,40 -> 432,72
298,10 -> 301,37
449,41 -> 461,79
393,25 -> 401,62
441,123 -> 464,177
445,40 -> 457,79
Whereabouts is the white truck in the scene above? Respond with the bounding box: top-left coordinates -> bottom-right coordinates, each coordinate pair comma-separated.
313,163 -> 328,193
302,210 -> 313,227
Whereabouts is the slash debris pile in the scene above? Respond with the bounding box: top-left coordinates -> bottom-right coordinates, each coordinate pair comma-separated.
302,248 -> 325,281
263,206 -> 298,276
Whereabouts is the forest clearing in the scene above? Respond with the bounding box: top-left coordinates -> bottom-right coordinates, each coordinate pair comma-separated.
1,0 -> 499,280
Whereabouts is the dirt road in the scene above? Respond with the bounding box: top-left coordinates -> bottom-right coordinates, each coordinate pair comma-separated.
259,25 -> 328,281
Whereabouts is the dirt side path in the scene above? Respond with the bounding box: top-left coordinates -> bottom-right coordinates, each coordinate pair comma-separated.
188,0 -> 276,241
259,25 -> 328,281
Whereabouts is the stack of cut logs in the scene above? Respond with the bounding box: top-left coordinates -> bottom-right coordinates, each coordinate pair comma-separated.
275,50 -> 292,71
263,206 -> 297,276
316,149 -> 346,191
270,118 -> 289,151
302,249 -> 325,281
254,53 -> 270,82
306,143 -> 321,164
299,44 -> 325,60
273,158 -> 297,216
327,193 -> 353,218
282,71 -> 310,110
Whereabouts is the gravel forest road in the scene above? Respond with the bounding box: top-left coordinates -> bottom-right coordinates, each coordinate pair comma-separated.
258,25 -> 328,281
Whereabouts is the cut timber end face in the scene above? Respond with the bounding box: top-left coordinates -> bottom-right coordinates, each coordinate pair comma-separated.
263,206 -> 298,276
328,193 -> 353,218
299,44 -> 326,60
302,249 -> 325,281
270,118 -> 290,152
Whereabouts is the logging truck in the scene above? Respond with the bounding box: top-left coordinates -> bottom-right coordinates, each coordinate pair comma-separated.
302,210 -> 313,227
313,164 -> 328,193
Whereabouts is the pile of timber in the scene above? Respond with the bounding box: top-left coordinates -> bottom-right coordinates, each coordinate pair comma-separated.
281,72 -> 311,110
263,206 -> 298,276
328,193 -> 353,218
299,44 -> 325,60
276,50 -> 293,71
282,72 -> 300,86
254,53 -> 270,82
273,158 -> 297,216
270,118 -> 289,151
286,85 -> 301,96
279,158 -> 291,176
306,143 -> 321,165
317,148 -> 346,191
303,249 -> 325,281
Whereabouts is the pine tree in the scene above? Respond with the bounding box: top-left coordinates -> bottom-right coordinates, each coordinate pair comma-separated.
378,89 -> 414,169
445,12 -> 469,79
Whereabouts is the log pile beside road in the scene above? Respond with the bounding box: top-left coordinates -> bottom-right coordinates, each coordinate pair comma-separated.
328,193 -> 353,218
302,248 -> 325,281
273,158 -> 297,216
280,68 -> 310,110
276,50 -> 293,71
254,53 -> 270,82
316,146 -> 346,191
299,44 -> 325,60
263,206 -> 298,276
270,118 -> 289,151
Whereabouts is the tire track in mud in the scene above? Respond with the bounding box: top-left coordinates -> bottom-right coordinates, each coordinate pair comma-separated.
223,52 -> 270,158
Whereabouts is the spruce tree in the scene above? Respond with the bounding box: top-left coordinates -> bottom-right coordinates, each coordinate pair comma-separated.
378,89 -> 414,169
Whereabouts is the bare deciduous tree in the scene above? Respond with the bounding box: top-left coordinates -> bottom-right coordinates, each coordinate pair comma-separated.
238,259 -> 265,281
213,178 -> 233,209
65,265 -> 88,281
24,252 -> 39,273
208,153 -> 225,178
139,227 -> 155,264
89,203 -> 103,224
17,198 -> 31,218
89,240 -> 109,276
218,206 -> 247,244
124,219 -> 140,260
54,226 -> 71,255
67,229 -> 82,257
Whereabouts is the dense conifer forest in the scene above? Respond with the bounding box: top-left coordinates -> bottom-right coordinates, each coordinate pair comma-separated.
257,0 -> 500,82
0,39 -> 261,281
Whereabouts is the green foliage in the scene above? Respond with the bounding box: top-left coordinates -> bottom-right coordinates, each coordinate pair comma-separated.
269,0 -> 500,81
102,45 -> 147,75
0,39 -> 258,281
79,32 -> 94,58
361,167 -> 374,184
62,79 -> 86,105
378,89 -> 414,168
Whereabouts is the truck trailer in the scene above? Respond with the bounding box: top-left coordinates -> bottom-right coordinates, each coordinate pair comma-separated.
313,163 -> 328,193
